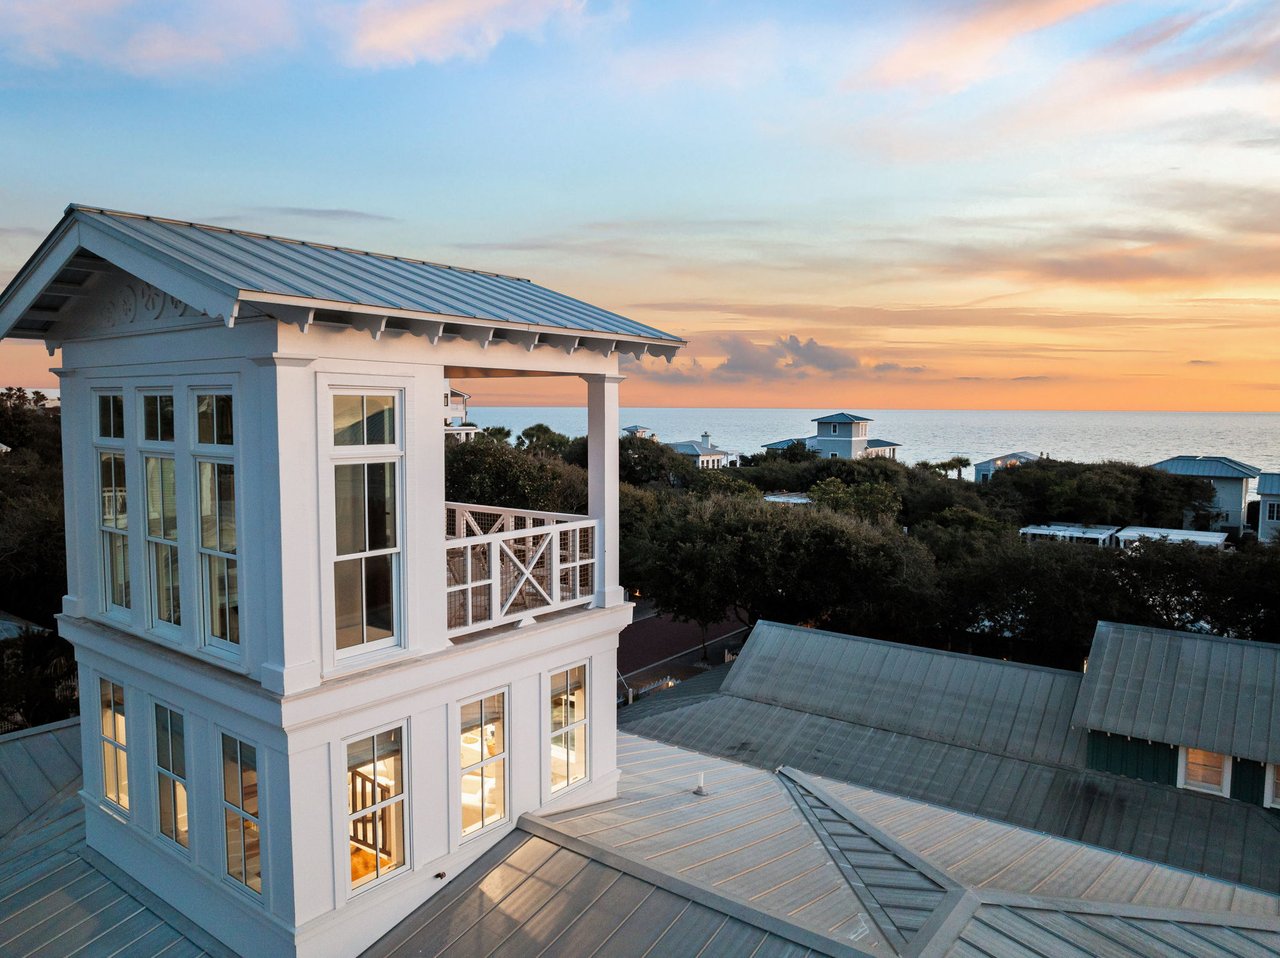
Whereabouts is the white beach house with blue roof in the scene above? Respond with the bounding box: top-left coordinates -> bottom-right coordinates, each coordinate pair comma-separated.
1150,455 -> 1261,534
764,412 -> 901,460
0,204 -> 684,958
665,431 -> 739,468
1259,473 -> 1280,543
973,450 -> 1039,483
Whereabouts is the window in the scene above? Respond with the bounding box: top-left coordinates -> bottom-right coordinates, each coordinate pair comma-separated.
1267,765 -> 1280,809
99,679 -> 129,811
99,452 -> 130,610
830,424 -> 837,435
1179,746 -> 1231,796
144,394 -> 175,442
154,705 -> 189,848
98,394 -> 124,439
347,728 -> 406,889
1268,502 -> 1280,522
460,692 -> 506,836
197,393 -> 234,446
332,393 -> 401,654
197,457 -> 238,648
221,734 -> 263,893
549,664 -> 587,793
145,456 -> 181,628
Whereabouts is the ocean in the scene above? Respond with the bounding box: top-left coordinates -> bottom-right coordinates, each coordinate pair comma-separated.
466,408 -> 1280,479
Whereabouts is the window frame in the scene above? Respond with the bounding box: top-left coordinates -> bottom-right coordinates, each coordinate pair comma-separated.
547,662 -> 589,797
220,731 -> 265,898
458,687 -> 509,841
193,389 -> 241,657
95,392 -> 131,618
1267,502 -> 1280,523
342,720 -> 411,895
1177,745 -> 1232,797
153,700 -> 191,853
98,677 -> 130,813
328,388 -> 405,660
1265,764 -> 1280,809
142,452 -> 183,638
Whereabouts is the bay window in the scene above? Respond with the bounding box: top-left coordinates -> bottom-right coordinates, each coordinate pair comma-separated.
549,664 -> 588,793
332,393 -> 401,654
346,727 -> 406,889
460,691 -> 506,836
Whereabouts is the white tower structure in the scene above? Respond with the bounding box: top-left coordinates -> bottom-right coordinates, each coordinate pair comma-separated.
0,206 -> 684,957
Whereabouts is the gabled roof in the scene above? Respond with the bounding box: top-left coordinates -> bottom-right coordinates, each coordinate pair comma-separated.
762,435 -> 814,449
0,205 -> 684,354
1259,473 -> 1280,496
1150,455 -> 1261,479
1072,621 -> 1280,764
812,412 -> 872,423
621,620 -> 1280,894
666,439 -> 730,456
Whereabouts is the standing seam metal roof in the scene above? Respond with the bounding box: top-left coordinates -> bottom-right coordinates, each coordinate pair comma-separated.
1258,474 -> 1280,496
1149,456 -> 1262,479
1071,621 -> 1280,764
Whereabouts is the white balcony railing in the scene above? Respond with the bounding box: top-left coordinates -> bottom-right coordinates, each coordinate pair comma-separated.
445,502 -> 597,637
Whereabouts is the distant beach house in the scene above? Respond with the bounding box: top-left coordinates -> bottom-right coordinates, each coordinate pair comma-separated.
665,431 -> 740,469
1115,526 -> 1229,549
1150,455 -> 1261,534
443,383 -> 477,442
763,412 -> 901,460
973,450 -> 1039,483
1019,523 -> 1120,547
1259,473 -> 1280,543
622,424 -> 657,440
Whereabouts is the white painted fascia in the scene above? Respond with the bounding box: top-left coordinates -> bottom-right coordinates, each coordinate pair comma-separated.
0,221 -> 84,336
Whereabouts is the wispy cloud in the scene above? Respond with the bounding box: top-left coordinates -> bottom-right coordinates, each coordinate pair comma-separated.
340,0 -> 585,67
610,22 -> 782,92
252,206 -> 398,222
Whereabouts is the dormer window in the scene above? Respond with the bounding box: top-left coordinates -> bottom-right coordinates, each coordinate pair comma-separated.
1178,746 -> 1231,797
331,392 -> 402,655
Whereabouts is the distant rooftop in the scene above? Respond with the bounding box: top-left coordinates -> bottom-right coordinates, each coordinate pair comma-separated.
812,412 -> 872,423
1259,473 -> 1280,496
1116,526 -> 1228,546
974,450 -> 1039,467
1151,455 -> 1261,479
865,438 -> 900,448
1020,523 -> 1119,540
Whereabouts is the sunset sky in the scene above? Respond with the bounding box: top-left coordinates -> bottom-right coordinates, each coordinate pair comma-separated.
1,0 -> 1278,409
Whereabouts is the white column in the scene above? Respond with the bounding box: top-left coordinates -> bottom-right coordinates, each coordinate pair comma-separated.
584,374 -> 624,608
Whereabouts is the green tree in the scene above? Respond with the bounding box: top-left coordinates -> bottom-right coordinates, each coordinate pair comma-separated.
781,439 -> 819,463
513,423 -> 571,458
480,425 -> 512,443
807,477 -> 901,524
0,629 -> 77,731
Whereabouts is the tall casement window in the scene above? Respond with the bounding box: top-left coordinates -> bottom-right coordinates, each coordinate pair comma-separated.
99,679 -> 129,811
346,727 -> 406,889
549,664 -> 588,793
97,393 -> 130,612
143,395 -> 181,631
332,393 -> 401,654
1179,746 -> 1232,797
196,393 -> 238,650
154,704 -> 189,848
460,691 -> 506,836
222,734 -> 263,894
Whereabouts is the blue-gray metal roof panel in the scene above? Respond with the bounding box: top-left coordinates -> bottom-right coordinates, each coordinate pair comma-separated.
1258,473 -> 1280,496
812,413 -> 873,423
1150,456 -> 1262,479
1072,622 -> 1280,764
63,206 -> 683,342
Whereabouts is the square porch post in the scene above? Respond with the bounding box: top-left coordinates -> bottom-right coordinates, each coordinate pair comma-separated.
584,373 -> 624,607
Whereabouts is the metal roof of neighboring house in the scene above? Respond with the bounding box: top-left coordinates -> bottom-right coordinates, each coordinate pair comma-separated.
812,413 -> 873,423
1259,473 -> 1280,496
666,439 -> 731,457
1020,523 -> 1120,540
721,621 -> 1087,766
0,206 -> 684,350
974,451 -> 1039,468
621,424 -> 653,433
763,436 -> 815,449
865,439 -> 900,448
1072,621 -> 1280,765
1116,526 -> 1229,547
0,441 -> 9,453
621,621 -> 1280,894
1150,456 -> 1262,479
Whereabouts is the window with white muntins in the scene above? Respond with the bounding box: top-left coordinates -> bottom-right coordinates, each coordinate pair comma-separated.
331,393 -> 402,655
154,703 -> 190,849
142,392 -> 180,633
346,726 -> 407,890
96,392 -> 130,613
460,690 -> 507,836
221,733 -> 263,894
549,664 -> 588,793
1178,746 -> 1231,797
194,393 -> 239,651
99,678 -> 129,811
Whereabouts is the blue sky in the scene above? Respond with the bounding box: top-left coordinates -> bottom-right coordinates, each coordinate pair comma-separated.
2,0 -> 1279,409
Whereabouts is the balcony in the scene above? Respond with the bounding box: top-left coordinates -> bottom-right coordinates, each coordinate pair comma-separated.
445,503 -> 598,638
